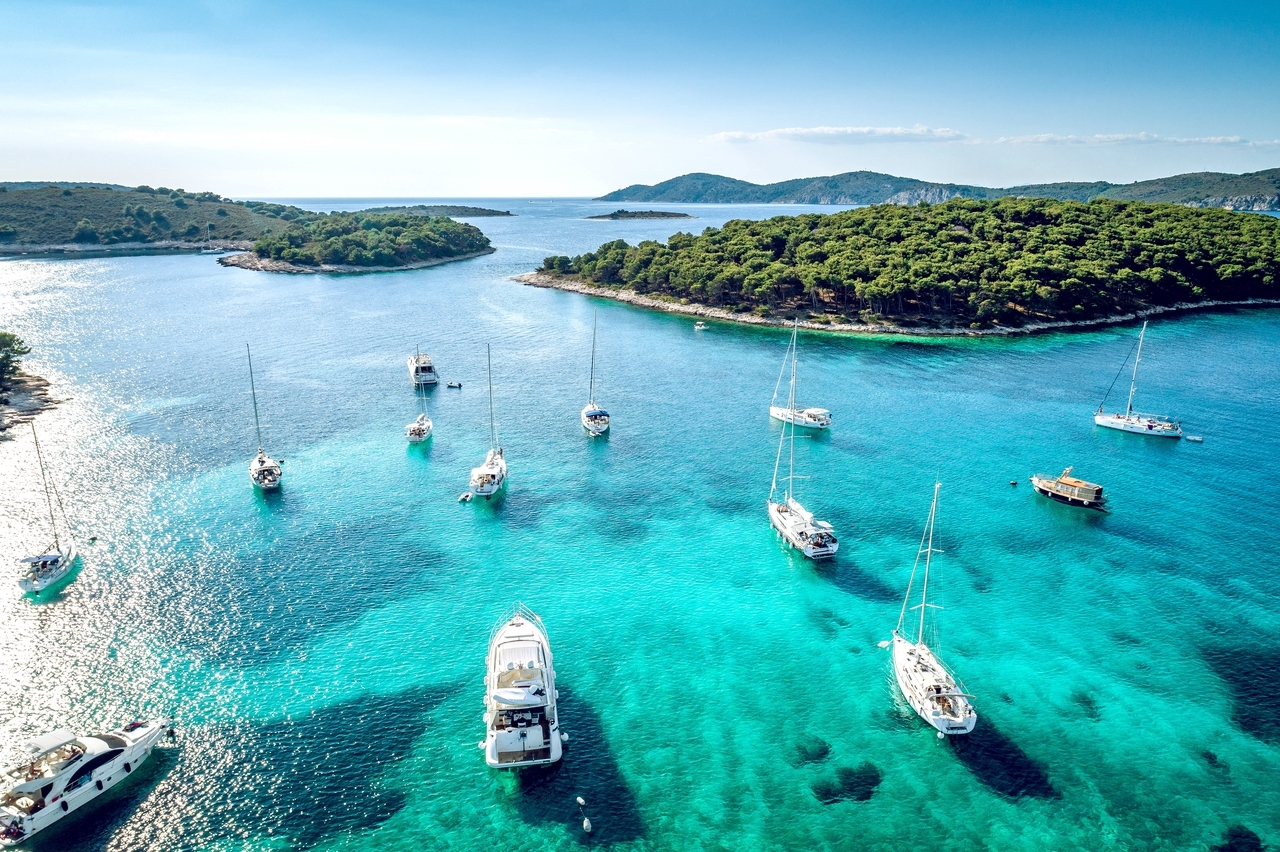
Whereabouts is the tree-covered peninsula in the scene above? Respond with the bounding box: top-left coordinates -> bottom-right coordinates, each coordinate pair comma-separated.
537,198 -> 1280,329
245,211 -> 492,270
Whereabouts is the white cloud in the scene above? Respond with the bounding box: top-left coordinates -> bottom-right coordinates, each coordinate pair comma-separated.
993,132 -> 1280,146
710,124 -> 966,144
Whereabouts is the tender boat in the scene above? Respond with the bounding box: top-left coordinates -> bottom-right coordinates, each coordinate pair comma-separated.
468,344 -> 507,499
0,719 -> 169,846
767,323 -> 838,560
408,347 -> 439,386
1030,467 -> 1108,512
890,483 -> 976,737
405,413 -> 433,443
580,311 -> 609,437
245,345 -> 283,490
769,320 -> 831,429
694,321 -> 707,331
482,604 -> 563,769
18,423 -> 78,594
1094,321 -> 1182,438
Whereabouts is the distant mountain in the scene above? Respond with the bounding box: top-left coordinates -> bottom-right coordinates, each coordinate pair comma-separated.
596,168 -> 1280,211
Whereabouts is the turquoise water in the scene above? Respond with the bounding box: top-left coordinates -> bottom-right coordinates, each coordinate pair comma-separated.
1,200 -> 1278,851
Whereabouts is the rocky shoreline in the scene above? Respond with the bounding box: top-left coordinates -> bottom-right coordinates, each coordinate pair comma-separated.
1,239 -> 252,257
513,272 -> 1280,337
219,247 -> 496,274
0,373 -> 61,434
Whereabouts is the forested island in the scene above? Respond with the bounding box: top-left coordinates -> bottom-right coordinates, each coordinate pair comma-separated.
356,204 -> 513,217
531,198 -> 1280,333
586,209 -> 694,220
222,211 -> 493,273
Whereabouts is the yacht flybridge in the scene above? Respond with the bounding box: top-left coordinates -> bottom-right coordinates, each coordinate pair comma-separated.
890,484 -> 976,737
468,344 -> 507,499
18,423 -> 77,594
408,347 -> 439,386
245,345 -> 282,490
581,311 -> 609,437
1094,321 -> 1182,438
770,321 -> 830,429
767,322 -> 838,560
0,719 -> 169,846
482,604 -> 563,769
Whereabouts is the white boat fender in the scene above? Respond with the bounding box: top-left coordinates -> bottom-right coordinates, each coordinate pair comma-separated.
476,741 -> 485,749
936,732 -> 945,740
582,818 -> 592,834
561,732 -> 569,743
576,796 -> 586,806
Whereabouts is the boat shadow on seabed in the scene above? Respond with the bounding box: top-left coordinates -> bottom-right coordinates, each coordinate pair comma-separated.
512,685 -> 644,846
946,720 -> 1059,800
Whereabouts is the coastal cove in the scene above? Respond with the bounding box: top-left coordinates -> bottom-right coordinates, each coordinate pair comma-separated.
1,197 -> 1278,852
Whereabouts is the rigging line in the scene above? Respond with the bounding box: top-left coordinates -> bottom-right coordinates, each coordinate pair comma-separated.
771,322 -> 796,408
895,490 -> 934,635
48,476 -> 75,545
1096,334 -> 1141,412
30,423 -> 59,550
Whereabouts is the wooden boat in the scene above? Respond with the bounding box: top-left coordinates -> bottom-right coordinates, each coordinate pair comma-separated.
1029,467 -> 1108,512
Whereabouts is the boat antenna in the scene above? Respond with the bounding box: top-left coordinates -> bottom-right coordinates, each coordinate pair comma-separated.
1096,332 -> 1142,413
247,343 -> 263,452
588,310 -> 597,405
30,422 -> 59,551
1125,321 -> 1147,418
487,343 -> 498,450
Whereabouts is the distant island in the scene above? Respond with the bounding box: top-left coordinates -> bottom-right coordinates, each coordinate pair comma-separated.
356,204 -> 513,217
220,211 -> 493,274
585,209 -> 694,220
597,167 -> 1280,211
528,197 -> 1280,335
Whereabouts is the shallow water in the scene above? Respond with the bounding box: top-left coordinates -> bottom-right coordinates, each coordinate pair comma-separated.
1,199 -> 1278,851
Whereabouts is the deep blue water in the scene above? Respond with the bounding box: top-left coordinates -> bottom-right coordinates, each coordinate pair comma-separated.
1,199 -> 1278,851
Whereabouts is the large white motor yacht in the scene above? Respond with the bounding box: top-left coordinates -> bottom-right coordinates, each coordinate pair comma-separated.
768,497 -> 838,559
1094,321 -> 1181,439
482,604 -> 562,769
408,348 -> 439,386
0,719 -> 169,846
19,423 -> 78,593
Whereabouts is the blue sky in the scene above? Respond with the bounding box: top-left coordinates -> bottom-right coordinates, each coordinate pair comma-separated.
2,0 -> 1277,195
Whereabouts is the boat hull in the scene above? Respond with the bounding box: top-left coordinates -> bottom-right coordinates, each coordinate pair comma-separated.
469,451 -> 508,499
407,356 -> 438,386
769,406 -> 831,430
580,407 -> 609,436
1030,477 -> 1108,512
891,636 -> 976,736
767,502 -> 838,560
1094,413 -> 1181,438
484,608 -> 562,769
18,542 -> 77,593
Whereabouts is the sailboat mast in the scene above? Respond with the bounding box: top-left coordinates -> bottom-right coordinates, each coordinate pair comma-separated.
487,343 -> 498,449
246,344 -> 263,451
30,423 -> 59,550
1126,321 -> 1146,417
772,323 -> 796,407
787,323 -> 798,499
588,312 -> 597,403
917,482 -> 941,642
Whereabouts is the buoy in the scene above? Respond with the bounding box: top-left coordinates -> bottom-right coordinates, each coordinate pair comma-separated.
582,818 -> 592,834
88,536 -> 98,543
458,492 -> 472,502
877,640 -> 890,649
576,796 -> 586,806
1187,436 -> 1204,443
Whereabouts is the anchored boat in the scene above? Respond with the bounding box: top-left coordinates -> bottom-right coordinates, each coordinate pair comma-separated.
18,423 -> 77,594
580,311 -> 609,437
482,604 -> 563,769
1094,321 -> 1182,438
0,719 -> 169,846
245,345 -> 282,490
1030,467 -> 1108,511
468,344 -> 507,499
769,321 -> 830,429
408,346 -> 439,386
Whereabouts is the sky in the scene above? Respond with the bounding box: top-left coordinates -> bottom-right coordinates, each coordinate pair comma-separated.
1,0 -> 1278,197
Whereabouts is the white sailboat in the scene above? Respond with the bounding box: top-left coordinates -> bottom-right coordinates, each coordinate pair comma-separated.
767,335 -> 838,560
481,603 -> 563,769
246,345 -> 283,490
889,483 -> 976,737
580,311 -> 609,436
18,423 -> 77,594
468,344 -> 507,499
405,389 -> 433,443
407,346 -> 439,386
1094,321 -> 1182,438
769,320 -> 831,429
0,719 -> 169,846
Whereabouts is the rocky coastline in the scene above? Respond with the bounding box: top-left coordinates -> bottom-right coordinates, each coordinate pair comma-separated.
219,246 -> 496,274
1,239 -> 252,257
513,272 -> 1280,337
0,373 -> 61,434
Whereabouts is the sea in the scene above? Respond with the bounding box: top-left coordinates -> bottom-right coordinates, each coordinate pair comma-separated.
1,199 -> 1278,851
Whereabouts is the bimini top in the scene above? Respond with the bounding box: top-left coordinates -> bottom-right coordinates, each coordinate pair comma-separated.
20,555 -> 62,564
22,728 -> 77,756
584,408 -> 609,418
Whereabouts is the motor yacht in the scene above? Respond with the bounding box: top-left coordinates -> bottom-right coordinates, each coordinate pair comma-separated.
408,347 -> 439,386
1094,321 -> 1181,438
18,423 -> 78,594
482,604 -> 562,769
0,719 -> 169,846
1030,467 -> 1108,512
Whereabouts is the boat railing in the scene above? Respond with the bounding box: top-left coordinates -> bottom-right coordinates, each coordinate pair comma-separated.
490,602 -> 547,642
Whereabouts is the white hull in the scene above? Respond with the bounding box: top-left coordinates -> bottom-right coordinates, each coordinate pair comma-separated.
469,449 -> 508,498
249,452 -> 282,489
18,541 -> 77,593
0,719 -> 168,846
1094,412 -> 1182,438
580,404 -> 609,436
769,405 -> 831,429
892,635 -> 975,736
405,414 -> 433,443
408,354 -> 438,386
768,499 -> 838,560
483,606 -> 562,769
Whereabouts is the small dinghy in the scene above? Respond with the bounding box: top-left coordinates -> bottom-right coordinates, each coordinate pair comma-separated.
447,381 -> 462,389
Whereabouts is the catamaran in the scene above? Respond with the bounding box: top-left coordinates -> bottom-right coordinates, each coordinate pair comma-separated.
481,603 -> 563,769
767,329 -> 838,559
580,311 -> 609,437
18,423 -> 77,594
889,483 -> 976,737
0,719 -> 169,846
769,321 -> 831,429
1094,321 -> 1182,438
246,345 -> 283,490
407,347 -> 439,387
468,344 -> 507,499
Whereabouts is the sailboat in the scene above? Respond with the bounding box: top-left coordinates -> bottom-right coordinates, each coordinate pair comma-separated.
468,344 -> 507,499
580,311 -> 609,436
18,423 -> 77,593
769,321 -> 831,429
245,344 -> 283,490
767,332 -> 838,560
889,483 -> 976,737
1094,321 -> 1182,438
406,388 -> 433,443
